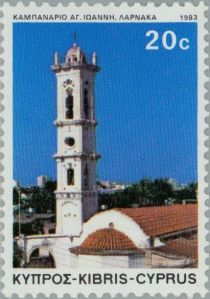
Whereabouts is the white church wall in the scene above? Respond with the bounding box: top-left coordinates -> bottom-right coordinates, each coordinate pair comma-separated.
53,249 -> 146,269
128,255 -> 145,268
50,238 -> 78,268
101,255 -> 129,268
77,254 -> 102,268
149,253 -> 191,268
77,255 -> 129,268
73,254 -> 145,269
81,210 -> 149,249
53,248 -> 78,268
76,255 -> 146,268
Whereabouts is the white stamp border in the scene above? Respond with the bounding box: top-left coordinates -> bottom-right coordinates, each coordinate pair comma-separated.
0,0 -> 209,298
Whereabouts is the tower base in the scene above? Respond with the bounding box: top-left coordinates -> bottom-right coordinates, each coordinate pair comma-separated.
55,191 -> 98,236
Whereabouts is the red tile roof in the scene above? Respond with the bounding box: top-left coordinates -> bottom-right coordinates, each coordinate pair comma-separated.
70,228 -> 144,255
154,237 -> 198,261
115,204 -> 197,237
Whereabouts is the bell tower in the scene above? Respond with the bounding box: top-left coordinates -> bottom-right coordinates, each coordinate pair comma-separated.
51,43 -> 100,236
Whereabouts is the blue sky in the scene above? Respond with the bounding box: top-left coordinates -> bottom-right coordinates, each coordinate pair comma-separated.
13,22 -> 197,186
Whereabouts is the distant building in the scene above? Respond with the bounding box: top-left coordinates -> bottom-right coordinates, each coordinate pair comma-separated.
168,178 -> 186,191
98,180 -> 128,194
37,175 -> 50,187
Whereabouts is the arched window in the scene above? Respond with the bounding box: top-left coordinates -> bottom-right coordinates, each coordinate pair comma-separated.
83,165 -> 89,189
66,94 -> 73,119
84,88 -> 89,119
67,168 -> 74,185
28,248 -> 55,268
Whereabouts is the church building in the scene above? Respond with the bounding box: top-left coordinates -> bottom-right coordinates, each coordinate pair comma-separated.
19,41 -> 198,269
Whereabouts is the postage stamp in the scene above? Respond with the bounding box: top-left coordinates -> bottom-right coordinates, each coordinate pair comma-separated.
0,1 -> 209,298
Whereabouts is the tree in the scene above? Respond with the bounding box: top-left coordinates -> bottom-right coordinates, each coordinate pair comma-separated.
150,178 -> 174,205
44,180 -> 57,193
13,222 -> 33,237
32,219 -> 44,234
27,183 -> 56,214
13,220 -> 44,237
133,179 -> 154,206
13,187 -> 19,205
99,177 -> 180,209
174,182 -> 197,203
13,240 -> 23,268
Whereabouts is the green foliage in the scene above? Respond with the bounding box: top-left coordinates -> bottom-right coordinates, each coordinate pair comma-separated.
13,188 -> 19,205
99,178 -> 197,209
13,180 -> 56,214
13,181 -> 56,238
173,182 -> 197,203
28,186 -> 55,213
13,240 -> 23,267
13,220 -> 44,237
44,180 -> 57,193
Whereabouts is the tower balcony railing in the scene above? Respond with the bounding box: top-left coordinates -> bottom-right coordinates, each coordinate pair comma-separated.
54,118 -> 97,127
51,53 -> 100,72
53,152 -> 101,160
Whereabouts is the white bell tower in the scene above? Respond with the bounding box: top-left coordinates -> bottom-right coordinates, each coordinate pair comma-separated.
51,43 -> 100,236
